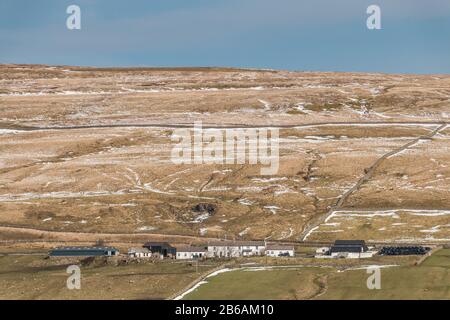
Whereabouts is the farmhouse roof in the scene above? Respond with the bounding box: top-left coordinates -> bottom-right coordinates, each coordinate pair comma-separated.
128,248 -> 151,253
177,246 -> 207,253
143,242 -> 175,248
333,240 -> 366,246
51,246 -> 118,251
266,245 -> 294,251
208,240 -> 265,247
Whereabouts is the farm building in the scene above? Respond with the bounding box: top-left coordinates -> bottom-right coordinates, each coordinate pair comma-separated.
207,240 -> 265,258
143,242 -> 176,258
265,245 -> 295,257
128,247 -> 152,258
241,241 -> 266,256
176,246 -> 208,260
49,246 -> 119,257
329,240 -> 374,258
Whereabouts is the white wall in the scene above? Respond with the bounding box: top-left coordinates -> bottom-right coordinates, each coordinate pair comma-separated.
207,246 -> 241,258
207,245 -> 265,258
128,252 -> 151,258
176,252 -> 206,260
242,245 -> 265,256
330,252 -> 375,259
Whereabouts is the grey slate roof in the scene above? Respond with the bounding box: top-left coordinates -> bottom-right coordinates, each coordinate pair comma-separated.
208,240 -> 265,247
266,245 -> 294,251
128,248 -> 151,254
331,240 -> 368,253
51,246 -> 118,251
177,246 -> 207,253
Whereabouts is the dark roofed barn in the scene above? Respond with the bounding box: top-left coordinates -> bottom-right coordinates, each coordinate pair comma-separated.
143,242 -> 176,257
330,240 -> 368,254
49,246 -> 119,257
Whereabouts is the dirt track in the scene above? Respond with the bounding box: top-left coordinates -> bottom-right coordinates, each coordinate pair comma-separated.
1,225 -> 447,248
0,225 -> 219,244
300,123 -> 448,241
1,120 -> 446,131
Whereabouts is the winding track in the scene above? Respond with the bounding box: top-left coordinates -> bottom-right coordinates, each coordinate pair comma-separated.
1,120 -> 446,131
299,122 -> 448,241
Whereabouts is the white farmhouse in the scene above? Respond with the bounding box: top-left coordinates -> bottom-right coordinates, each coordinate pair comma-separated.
207,241 -> 265,258
265,245 -> 295,257
176,246 -> 208,260
128,247 -> 152,258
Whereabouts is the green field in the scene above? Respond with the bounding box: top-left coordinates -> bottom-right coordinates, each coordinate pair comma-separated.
185,267 -> 330,300
0,255 -> 219,300
184,250 -> 450,300
321,259 -> 450,299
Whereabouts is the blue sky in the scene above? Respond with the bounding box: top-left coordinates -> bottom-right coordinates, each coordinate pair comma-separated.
1,0 -> 449,73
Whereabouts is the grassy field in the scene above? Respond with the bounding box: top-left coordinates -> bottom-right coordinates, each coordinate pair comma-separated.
184,267 -> 330,300
0,254 -> 220,299
321,249 -> 450,299
183,249 -> 450,300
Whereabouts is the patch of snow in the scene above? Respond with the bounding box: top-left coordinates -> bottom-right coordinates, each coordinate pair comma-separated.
0,129 -> 24,135
137,226 -> 157,231
264,205 -> 279,214
239,227 -> 250,237
238,198 -> 254,206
